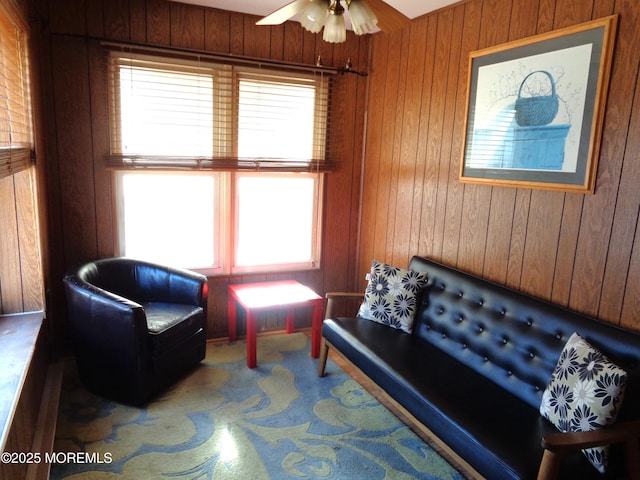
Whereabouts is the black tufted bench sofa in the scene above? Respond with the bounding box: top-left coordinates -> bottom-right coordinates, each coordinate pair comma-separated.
318,256 -> 640,479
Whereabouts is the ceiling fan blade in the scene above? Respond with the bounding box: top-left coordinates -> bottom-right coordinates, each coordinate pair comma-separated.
365,0 -> 411,33
256,0 -> 308,26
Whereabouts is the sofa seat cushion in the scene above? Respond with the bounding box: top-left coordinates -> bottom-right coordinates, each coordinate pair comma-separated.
322,317 -> 609,480
142,302 -> 204,351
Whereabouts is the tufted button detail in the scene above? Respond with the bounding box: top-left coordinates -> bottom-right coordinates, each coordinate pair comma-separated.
526,319 -> 533,326
499,308 -> 507,316
502,337 -> 508,345
556,333 -> 562,340
535,386 -> 541,391
439,283 -> 446,291
529,352 -> 535,359
462,343 -> 467,349
477,326 -> 484,333
457,315 -> 464,323
457,291 -> 464,298
507,370 -> 513,376
442,333 -> 447,339
477,299 -> 484,307
483,356 -> 489,362
437,307 -> 445,315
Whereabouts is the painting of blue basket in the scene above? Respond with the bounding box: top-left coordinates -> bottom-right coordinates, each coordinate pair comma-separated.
514,70 -> 559,127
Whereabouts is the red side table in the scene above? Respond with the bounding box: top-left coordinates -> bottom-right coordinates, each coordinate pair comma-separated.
227,280 -> 324,368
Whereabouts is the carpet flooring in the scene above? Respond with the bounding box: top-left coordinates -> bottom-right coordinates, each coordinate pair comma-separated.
51,332 -> 465,480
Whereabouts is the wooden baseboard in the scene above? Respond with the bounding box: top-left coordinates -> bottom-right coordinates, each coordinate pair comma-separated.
26,362 -> 64,480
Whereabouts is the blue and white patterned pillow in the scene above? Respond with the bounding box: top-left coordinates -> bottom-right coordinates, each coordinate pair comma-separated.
540,332 -> 627,473
357,260 -> 428,334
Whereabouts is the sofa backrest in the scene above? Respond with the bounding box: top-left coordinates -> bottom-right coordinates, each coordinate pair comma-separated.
408,256 -> 640,416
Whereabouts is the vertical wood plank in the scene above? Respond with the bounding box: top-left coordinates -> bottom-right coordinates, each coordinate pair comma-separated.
432,6 -> 464,265
229,12 -> 244,55
86,0 -> 104,38
371,30 -> 403,264
418,10 -> 453,262
204,9 -> 230,53
48,0 -> 87,36
0,176 -> 23,313
392,19 -> 427,267
282,21 -> 303,63
88,40 -> 114,259
243,15 -> 270,58
621,209 -> 640,330
170,3 -> 205,50
385,28 -> 410,264
129,0 -> 146,43
146,0 -> 171,46
357,34 -> 388,275
440,2 -> 481,268
104,0 -> 130,41
269,24 -> 285,61
14,170 -> 44,312
50,37 -> 98,266
598,0 -> 640,324
568,1 -> 635,318
409,15 -> 437,261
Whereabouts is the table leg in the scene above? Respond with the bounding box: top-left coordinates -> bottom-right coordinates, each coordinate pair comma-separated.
310,299 -> 323,358
246,310 -> 257,368
228,295 -> 237,342
286,308 -> 295,334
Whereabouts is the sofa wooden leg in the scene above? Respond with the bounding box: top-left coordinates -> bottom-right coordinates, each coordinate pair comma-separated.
317,339 -> 329,377
537,449 -> 561,480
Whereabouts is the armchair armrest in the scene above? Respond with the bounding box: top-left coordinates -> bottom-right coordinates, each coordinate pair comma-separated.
537,420 -> 640,480
324,292 -> 364,320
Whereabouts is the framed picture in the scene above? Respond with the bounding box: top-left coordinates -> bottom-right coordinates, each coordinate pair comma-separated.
460,15 -> 618,193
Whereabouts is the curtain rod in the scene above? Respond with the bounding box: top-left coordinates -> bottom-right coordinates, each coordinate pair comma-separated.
101,40 -> 341,76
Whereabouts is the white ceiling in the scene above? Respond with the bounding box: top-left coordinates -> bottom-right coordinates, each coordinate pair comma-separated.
170,0 -> 460,22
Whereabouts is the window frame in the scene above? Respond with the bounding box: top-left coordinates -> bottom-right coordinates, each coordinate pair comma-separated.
113,170 -> 227,275
229,171 -> 324,275
113,170 -> 323,275
107,48 -> 331,275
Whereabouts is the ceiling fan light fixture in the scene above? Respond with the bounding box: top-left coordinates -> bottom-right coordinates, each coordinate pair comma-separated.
323,1 -> 346,43
348,0 -> 378,35
299,0 -> 327,33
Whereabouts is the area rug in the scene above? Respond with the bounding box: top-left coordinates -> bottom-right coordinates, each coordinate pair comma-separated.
51,333 -> 464,480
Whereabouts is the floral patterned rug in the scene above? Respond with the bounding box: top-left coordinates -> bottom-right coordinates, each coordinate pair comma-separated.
51,333 -> 464,479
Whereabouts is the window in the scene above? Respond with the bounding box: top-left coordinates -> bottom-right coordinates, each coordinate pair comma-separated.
107,49 -> 332,273
0,5 -> 32,180
234,173 -> 322,271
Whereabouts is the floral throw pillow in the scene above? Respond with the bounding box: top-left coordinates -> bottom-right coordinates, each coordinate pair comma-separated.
356,260 -> 428,334
540,332 -> 627,473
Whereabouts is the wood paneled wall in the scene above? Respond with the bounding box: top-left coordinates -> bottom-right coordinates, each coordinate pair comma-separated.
359,0 -> 640,330
0,170 -> 44,314
31,0 -> 368,346
0,0 -> 44,315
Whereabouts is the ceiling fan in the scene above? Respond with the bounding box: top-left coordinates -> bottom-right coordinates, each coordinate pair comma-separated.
256,0 -> 411,43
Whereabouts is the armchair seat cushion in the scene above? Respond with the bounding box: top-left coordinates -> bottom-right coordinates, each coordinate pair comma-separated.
143,302 -> 204,350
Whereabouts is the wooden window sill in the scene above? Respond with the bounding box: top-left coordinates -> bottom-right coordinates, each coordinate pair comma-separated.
0,311 -> 45,453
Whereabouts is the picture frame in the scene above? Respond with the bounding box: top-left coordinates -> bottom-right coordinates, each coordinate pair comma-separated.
460,15 -> 618,193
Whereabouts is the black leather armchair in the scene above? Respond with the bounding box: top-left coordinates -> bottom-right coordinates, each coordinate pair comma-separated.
63,257 -> 208,405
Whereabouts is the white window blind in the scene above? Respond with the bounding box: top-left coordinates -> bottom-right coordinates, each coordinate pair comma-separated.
106,49 -> 334,172
0,5 -> 32,180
